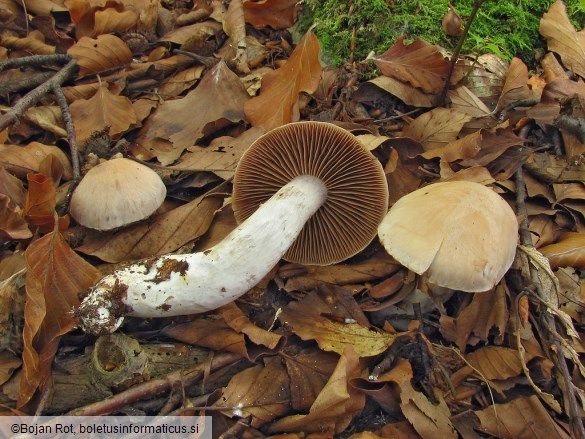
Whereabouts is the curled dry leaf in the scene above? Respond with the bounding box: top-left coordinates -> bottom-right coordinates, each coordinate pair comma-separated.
373,36 -> 451,95
224,0 -> 249,73
66,0 -> 141,37
0,195 -> 31,241
539,232 -> 585,269
23,173 -> 57,234
243,0 -> 299,29
219,302 -> 282,349
357,76 -> 438,108
244,30 -> 321,130
1,31 -> 55,55
0,143 -> 72,179
67,34 -> 132,77
19,232 -> 101,407
540,0 -> 585,79
70,82 -> 137,144
21,0 -> 66,16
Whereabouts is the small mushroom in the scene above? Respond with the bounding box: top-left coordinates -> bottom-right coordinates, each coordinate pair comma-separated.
377,180 -> 518,292
75,122 -> 389,334
70,157 -> 166,231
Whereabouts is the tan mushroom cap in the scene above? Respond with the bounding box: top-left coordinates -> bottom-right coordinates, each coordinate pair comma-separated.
378,181 -> 518,292
233,121 -> 389,266
70,158 -> 167,231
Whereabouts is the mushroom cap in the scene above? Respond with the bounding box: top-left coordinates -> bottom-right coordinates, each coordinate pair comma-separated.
233,121 -> 389,266
378,181 -> 518,292
70,158 -> 167,231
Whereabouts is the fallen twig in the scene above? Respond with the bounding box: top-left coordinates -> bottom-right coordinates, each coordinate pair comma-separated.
66,352 -> 242,416
514,166 -> 585,439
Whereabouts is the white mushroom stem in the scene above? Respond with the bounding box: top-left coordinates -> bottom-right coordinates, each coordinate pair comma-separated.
75,175 -> 328,335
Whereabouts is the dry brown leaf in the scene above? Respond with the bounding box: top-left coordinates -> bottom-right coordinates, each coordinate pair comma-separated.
475,395 -> 570,439
1,31 -> 55,55
19,231 -> 101,407
496,57 -> 534,111
23,106 -> 66,138
448,283 -> 508,350
0,251 -> 25,354
448,85 -> 497,132
268,348 -> 365,434
217,357 -> 291,428
159,65 -> 204,98
220,302 -> 282,349
403,108 -> 471,151
385,148 -> 423,205
21,0 -> 66,16
462,54 -> 508,109
67,34 -> 132,77
540,0 -> 585,79
160,21 -> 223,46
244,30 -> 321,130
466,346 -> 526,380
76,192 -> 226,263
23,173 -> 59,234
279,291 -> 396,357
66,0 -> 141,37
553,182 -> 585,202
420,130 -> 482,161
243,0 -> 298,29
162,317 -> 248,357
399,368 -> 457,439
283,251 -> 400,292
224,0 -> 249,73
0,143 -> 71,179
373,36 -> 450,94
137,61 -> 249,165
0,351 -> 21,386
70,82 -> 137,144
0,167 -> 26,207
173,127 -> 265,179
282,348 -> 339,412
0,195 -> 31,241
360,76 -> 438,108
459,126 -> 525,167
539,232 -> 585,268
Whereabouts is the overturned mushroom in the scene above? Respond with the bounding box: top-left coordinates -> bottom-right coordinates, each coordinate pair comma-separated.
377,180 -> 518,292
70,157 -> 167,231
75,122 -> 389,334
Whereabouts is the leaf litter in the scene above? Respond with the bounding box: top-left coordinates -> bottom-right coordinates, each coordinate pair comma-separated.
0,0 -> 584,437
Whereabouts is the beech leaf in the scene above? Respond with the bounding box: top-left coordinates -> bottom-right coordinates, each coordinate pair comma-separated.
244,30 -> 321,130
19,232 -> 101,406
539,232 -> 585,269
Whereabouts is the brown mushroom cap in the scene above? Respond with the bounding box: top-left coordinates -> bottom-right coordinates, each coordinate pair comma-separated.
378,181 -> 518,292
70,158 -> 166,231
233,121 -> 389,265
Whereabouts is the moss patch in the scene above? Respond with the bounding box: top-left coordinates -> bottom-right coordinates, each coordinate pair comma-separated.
298,0 -> 585,67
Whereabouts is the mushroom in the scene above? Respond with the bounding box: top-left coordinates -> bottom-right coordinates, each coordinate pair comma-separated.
377,180 -> 518,292
70,157 -> 167,231
75,122 -> 389,334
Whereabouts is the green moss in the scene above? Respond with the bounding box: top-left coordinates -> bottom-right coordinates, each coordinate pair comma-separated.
298,0 -> 585,67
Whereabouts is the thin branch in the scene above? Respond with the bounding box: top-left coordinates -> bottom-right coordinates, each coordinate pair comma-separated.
515,166 -> 585,439
66,352 -> 242,416
0,58 -> 78,132
52,84 -> 80,181
440,0 -> 488,106
0,54 -> 72,73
